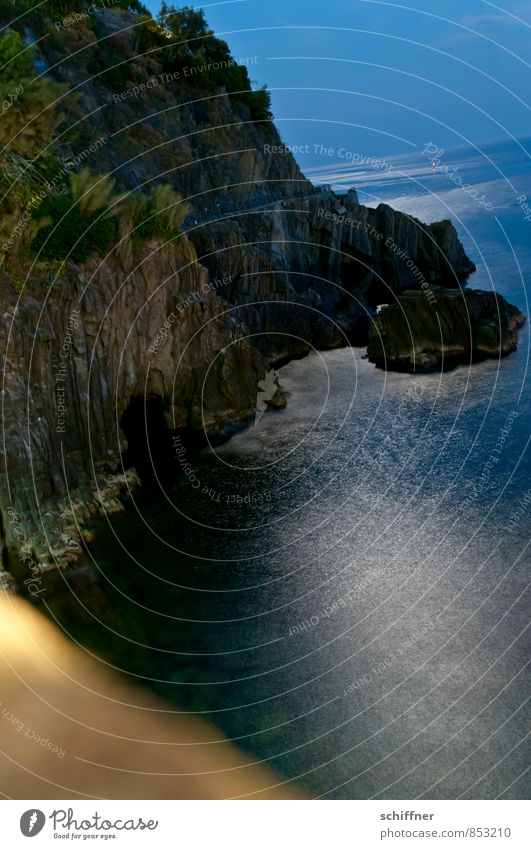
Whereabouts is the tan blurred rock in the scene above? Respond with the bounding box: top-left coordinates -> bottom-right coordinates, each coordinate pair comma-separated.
0,594 -> 303,799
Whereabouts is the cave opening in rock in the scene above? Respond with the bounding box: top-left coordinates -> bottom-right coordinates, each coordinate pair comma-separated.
120,396 -> 177,488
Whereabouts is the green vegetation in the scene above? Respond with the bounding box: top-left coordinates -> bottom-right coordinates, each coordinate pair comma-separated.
31,170 -> 190,262
0,29 -> 68,166
0,28 -> 34,81
0,1 -> 268,274
40,0 -> 85,16
0,24 -> 188,268
32,170 -> 118,262
132,184 -> 189,241
141,4 -> 273,121
31,191 -> 117,261
0,29 -> 72,269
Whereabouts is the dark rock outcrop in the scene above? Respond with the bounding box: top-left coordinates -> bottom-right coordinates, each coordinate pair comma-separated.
367,288 -> 526,372
188,193 -> 477,363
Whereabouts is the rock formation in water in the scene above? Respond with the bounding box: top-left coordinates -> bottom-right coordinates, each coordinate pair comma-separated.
0,4 -> 505,585
367,288 -> 526,371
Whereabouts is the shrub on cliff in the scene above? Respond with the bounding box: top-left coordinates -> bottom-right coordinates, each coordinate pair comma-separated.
30,169 -> 118,262
30,170 -> 189,263
0,29 -> 34,81
239,84 -> 272,122
0,28 -> 73,270
116,184 -> 189,265
0,29 -> 69,166
137,184 -> 189,240
0,210 -> 51,270
31,193 -> 117,262
127,0 -> 150,14
69,168 -> 117,217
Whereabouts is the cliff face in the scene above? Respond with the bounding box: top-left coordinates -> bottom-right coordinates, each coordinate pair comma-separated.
36,7 -> 310,206
1,238 -> 265,573
0,7 -> 478,583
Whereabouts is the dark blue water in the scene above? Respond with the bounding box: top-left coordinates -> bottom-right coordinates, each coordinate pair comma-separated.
51,139 -> 530,799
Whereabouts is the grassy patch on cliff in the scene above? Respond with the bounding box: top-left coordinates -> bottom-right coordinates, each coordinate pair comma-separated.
31,170 -> 190,263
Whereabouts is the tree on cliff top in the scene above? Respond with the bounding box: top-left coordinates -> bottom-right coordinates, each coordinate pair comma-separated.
155,4 -> 272,121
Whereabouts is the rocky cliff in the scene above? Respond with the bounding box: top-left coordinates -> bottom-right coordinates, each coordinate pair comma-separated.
367,288 -> 526,372
0,5 -> 479,586
190,193 -> 476,363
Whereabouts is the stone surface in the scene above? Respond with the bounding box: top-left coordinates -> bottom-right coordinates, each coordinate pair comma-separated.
367,288 -> 526,372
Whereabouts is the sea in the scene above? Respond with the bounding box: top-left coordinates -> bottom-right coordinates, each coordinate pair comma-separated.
46,137 -> 530,799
